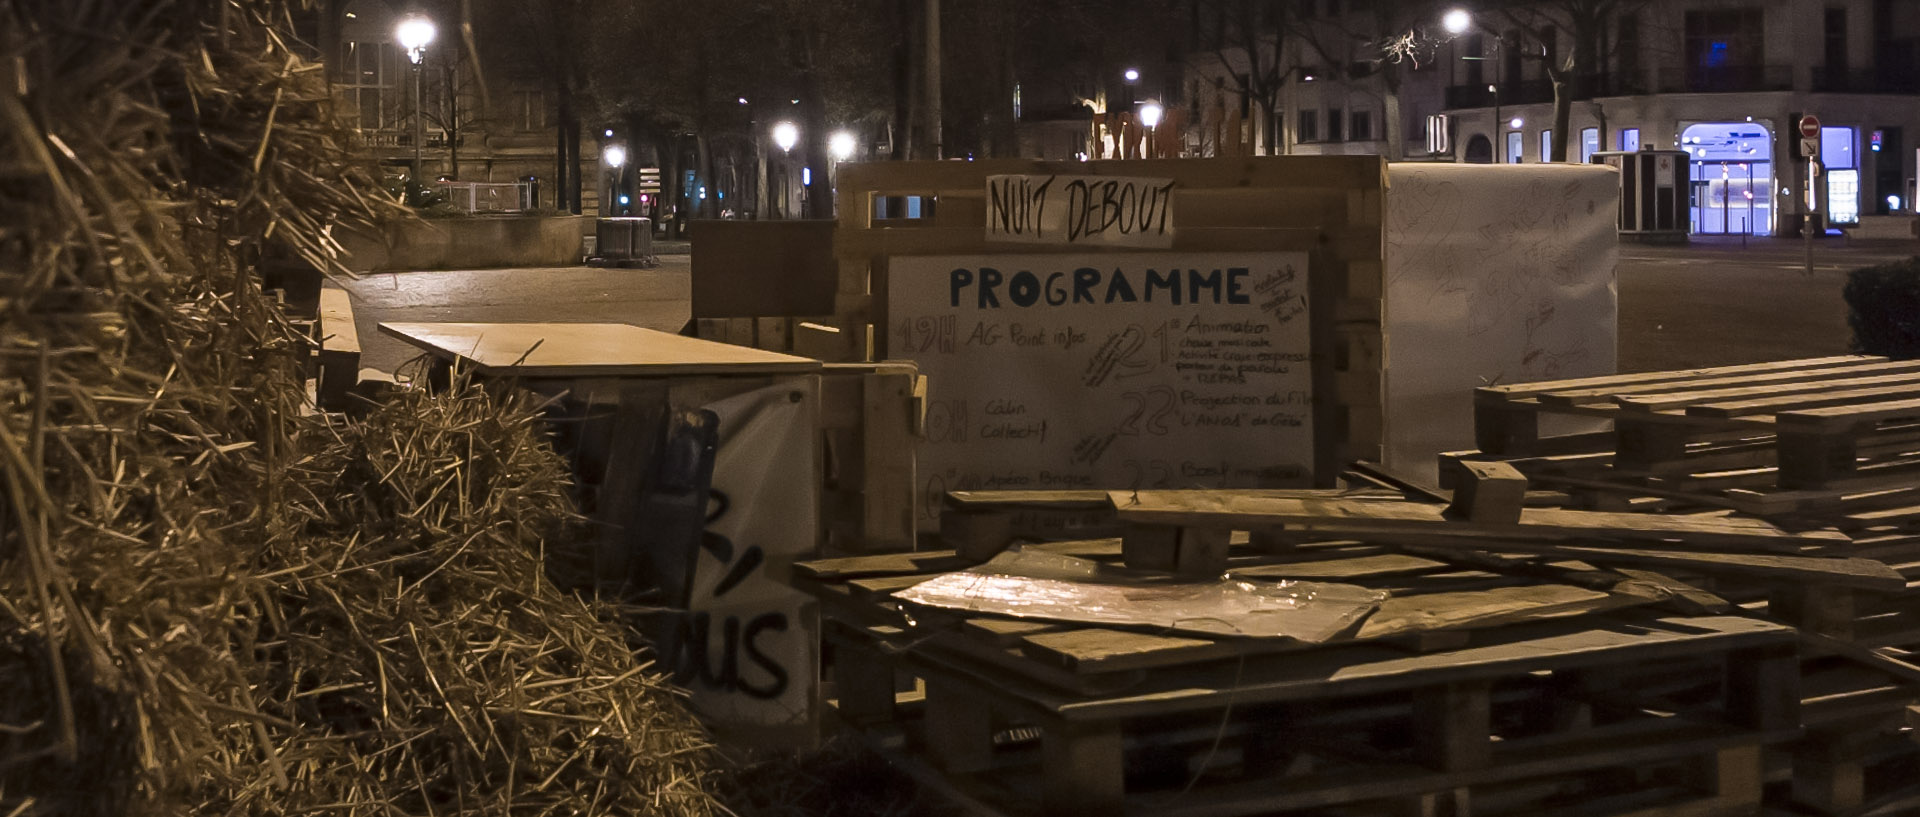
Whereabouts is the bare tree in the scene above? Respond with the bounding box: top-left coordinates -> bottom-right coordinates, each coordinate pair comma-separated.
1481,0 -> 1645,161
1191,0 -> 1290,155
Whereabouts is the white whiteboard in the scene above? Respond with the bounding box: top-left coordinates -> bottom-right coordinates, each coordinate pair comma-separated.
889,252 -> 1313,526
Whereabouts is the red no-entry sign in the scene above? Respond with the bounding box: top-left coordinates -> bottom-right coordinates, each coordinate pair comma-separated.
1800,115 -> 1822,138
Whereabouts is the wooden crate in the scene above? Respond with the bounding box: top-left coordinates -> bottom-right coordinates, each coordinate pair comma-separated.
795,538 -> 1799,817
817,362 -> 924,553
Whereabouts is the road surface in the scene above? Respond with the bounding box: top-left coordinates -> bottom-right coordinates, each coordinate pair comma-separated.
333,235 -> 1919,377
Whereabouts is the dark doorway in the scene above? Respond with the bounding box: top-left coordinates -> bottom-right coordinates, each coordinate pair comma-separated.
1465,134 -> 1494,164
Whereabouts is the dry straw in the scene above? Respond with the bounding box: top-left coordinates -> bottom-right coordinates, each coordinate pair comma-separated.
0,1 -> 720,814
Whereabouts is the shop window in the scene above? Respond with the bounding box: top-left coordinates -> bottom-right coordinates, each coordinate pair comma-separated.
1351,110 -> 1372,141
1298,109 -> 1319,142
1619,128 -> 1641,151
1506,131 -> 1523,163
1581,127 -> 1600,162
1327,106 -> 1345,141
1540,129 -> 1553,161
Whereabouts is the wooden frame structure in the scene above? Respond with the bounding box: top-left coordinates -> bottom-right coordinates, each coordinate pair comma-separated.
826,156 -> 1390,481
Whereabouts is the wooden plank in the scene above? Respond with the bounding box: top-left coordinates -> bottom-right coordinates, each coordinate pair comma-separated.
1537,360 -> 1920,407
837,156 -> 1387,201
1042,720 -> 1124,817
1445,460 -> 1528,524
1779,396 -> 1920,430
1635,376 -> 1920,416
1539,545 -> 1904,592
1107,491 -> 1834,551
1020,615 -> 1795,722
1412,681 -> 1492,772
1476,356 -> 1879,401
923,678 -> 995,773
861,370 -> 917,552
316,287 -> 362,409
377,321 -> 823,377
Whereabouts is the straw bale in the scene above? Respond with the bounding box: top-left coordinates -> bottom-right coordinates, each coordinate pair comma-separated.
0,1 -> 721,814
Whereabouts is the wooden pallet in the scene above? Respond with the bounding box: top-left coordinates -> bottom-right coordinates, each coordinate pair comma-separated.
1471,356 -> 1920,492
1448,358 -> 1920,815
797,540 -> 1800,817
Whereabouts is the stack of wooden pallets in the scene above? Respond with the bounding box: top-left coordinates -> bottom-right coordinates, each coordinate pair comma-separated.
1450,355 -> 1920,814
797,491 -> 1843,817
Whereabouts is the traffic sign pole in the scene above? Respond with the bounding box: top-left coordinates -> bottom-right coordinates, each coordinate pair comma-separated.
1801,115 -> 1821,276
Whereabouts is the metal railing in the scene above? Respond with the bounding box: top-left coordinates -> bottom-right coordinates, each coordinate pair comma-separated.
1660,64 -> 1794,94
434,180 -> 534,214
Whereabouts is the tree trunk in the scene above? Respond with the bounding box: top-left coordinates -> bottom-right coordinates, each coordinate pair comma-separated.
1256,97 -> 1277,156
662,137 -> 683,236
1549,74 -> 1571,162
755,132 -> 769,220
696,134 -> 717,219
892,0 -> 914,160
1382,72 -> 1405,161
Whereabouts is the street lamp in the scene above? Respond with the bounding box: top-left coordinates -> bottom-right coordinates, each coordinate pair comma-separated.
1139,102 -> 1163,158
1124,68 -> 1140,83
772,122 -> 798,218
1441,9 -> 1506,163
830,131 -> 857,161
395,14 -> 436,186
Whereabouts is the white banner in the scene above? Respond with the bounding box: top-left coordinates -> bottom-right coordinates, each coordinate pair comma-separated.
671,378 -> 819,742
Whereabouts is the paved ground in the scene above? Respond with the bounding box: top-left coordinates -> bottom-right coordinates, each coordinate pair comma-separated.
1617,235 -> 1914,372
335,234 -> 1920,377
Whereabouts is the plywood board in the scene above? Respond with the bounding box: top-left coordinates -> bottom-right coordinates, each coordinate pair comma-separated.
690,219 -> 838,318
891,251 -> 1315,518
1383,164 -> 1618,484
379,321 -> 823,377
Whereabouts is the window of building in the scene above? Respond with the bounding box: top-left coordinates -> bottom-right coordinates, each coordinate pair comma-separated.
1539,129 -> 1553,161
1684,9 -> 1764,90
1464,34 -> 1485,86
1351,110 -> 1372,141
1580,127 -> 1599,162
1620,128 -> 1641,151
1616,13 -> 1640,91
1327,106 -> 1344,141
1825,8 -> 1848,78
1824,125 -> 1859,224
1298,109 -> 1319,142
513,89 -> 545,132
1506,131 -> 1523,163
339,40 -> 398,130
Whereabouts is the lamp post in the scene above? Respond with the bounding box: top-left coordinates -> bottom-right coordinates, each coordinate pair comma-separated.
1443,8 -> 1505,163
1139,102 -> 1163,159
602,144 -> 626,217
772,121 -> 798,219
396,14 -> 436,187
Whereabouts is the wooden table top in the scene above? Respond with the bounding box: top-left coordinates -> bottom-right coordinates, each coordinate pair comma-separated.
378,321 -> 823,378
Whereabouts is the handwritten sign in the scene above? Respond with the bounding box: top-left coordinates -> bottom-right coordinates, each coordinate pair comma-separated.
986,174 -> 1176,248
890,252 -> 1312,521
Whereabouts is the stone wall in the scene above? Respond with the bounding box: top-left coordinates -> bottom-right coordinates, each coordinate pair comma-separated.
339,215 -> 588,272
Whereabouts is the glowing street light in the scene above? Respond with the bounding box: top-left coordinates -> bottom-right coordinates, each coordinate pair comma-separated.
1139,102 -> 1164,129
1123,68 -> 1140,83
772,121 -> 799,153
603,145 -> 626,168
396,14 -> 436,63
1442,8 -> 1472,35
830,131 -> 857,161
395,14 -> 436,187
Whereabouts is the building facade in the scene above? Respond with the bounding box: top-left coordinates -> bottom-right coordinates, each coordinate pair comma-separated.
1179,0 -> 1920,237
305,0 -> 591,212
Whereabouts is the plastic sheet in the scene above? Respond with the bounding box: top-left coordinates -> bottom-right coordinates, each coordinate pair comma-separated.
893,550 -> 1387,643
